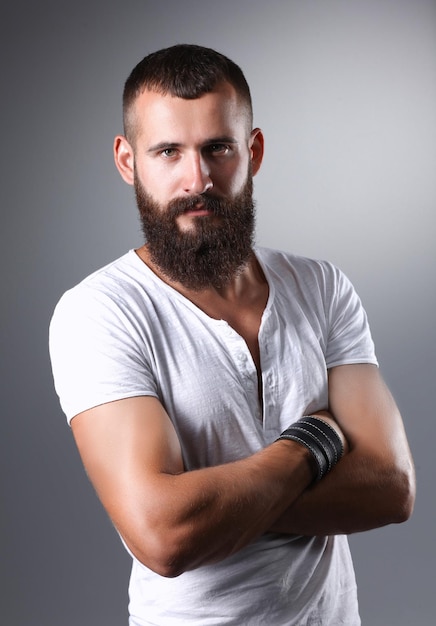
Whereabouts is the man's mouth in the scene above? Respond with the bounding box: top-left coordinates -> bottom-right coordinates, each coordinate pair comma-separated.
169,194 -> 224,220
183,203 -> 213,217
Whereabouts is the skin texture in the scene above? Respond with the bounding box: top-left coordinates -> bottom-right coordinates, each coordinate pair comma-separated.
71,82 -> 415,578
72,397 -> 316,577
270,364 -> 415,535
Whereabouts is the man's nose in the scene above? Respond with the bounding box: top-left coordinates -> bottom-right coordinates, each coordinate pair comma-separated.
182,153 -> 213,195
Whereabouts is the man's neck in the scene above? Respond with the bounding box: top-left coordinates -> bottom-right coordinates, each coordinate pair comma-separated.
136,244 -> 269,377
135,244 -> 267,309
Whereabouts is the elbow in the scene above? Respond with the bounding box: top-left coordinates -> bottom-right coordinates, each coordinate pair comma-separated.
389,459 -> 416,524
148,558 -> 187,579
151,543 -> 190,579
397,467 -> 416,523
128,528 -> 194,579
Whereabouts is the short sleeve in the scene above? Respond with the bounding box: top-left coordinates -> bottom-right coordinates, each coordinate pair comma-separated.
49,285 -> 158,423
323,264 -> 378,369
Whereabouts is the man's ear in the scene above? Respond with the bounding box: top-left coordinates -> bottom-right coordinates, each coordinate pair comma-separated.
113,135 -> 135,185
249,128 -> 264,176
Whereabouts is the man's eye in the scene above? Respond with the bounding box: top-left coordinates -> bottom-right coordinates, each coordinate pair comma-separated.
161,148 -> 178,158
208,144 -> 229,155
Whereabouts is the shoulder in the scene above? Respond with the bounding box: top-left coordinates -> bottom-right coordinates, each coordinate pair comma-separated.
256,246 -> 336,272
49,252 -> 162,422
49,251 -> 152,369
255,247 -> 348,296
51,250 -> 159,325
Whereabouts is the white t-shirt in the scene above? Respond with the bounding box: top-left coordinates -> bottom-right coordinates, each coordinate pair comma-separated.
49,247 -> 377,625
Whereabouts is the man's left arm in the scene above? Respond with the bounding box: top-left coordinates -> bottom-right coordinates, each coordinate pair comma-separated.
270,363 -> 416,536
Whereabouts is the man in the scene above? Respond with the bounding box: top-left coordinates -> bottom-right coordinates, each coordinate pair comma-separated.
49,44 -> 415,625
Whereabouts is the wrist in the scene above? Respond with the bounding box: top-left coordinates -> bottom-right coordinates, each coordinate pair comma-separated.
273,437 -> 319,484
276,415 -> 345,482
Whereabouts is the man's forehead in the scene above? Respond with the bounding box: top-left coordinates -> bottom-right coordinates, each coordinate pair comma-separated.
130,82 -> 250,140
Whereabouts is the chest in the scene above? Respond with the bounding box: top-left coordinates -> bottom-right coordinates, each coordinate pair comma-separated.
188,286 -> 269,375
139,297 -> 329,468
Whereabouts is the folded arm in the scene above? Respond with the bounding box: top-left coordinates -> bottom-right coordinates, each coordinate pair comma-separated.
270,363 -> 416,536
71,396 -> 317,578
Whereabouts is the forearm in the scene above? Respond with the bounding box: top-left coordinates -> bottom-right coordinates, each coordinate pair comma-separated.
74,397 -> 323,578
269,365 -> 416,537
270,442 -> 415,536
117,439 -> 315,577
131,411 -> 350,574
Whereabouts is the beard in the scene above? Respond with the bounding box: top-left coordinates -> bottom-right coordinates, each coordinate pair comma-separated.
134,171 -> 256,291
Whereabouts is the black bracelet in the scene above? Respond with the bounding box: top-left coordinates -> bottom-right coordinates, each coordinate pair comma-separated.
278,428 -> 327,481
277,415 -> 344,482
300,416 -> 344,460
298,421 -> 337,469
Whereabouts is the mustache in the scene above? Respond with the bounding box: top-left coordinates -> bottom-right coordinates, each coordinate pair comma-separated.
166,194 -> 234,218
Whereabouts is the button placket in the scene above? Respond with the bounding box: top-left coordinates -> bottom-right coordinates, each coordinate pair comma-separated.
218,321 -> 261,416
258,309 -> 279,430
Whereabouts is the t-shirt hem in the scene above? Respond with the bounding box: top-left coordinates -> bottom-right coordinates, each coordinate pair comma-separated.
66,390 -> 159,425
326,357 -> 379,370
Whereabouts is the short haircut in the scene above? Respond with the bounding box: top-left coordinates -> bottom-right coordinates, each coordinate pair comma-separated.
122,44 -> 253,141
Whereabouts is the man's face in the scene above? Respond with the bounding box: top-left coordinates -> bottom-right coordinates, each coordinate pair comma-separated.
134,166 -> 255,290
118,82 -> 263,289
129,82 -> 255,213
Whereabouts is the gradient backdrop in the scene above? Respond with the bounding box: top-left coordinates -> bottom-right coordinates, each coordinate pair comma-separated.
1,1 -> 435,624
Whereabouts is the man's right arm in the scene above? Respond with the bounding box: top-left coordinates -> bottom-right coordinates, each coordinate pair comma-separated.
71,395 -> 318,578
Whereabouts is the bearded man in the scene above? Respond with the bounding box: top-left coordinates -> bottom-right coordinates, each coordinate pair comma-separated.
49,44 -> 415,626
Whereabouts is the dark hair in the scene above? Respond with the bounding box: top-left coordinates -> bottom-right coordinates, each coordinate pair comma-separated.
123,44 -> 253,140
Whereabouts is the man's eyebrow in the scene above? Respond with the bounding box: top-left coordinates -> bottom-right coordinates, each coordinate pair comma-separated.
204,136 -> 239,145
147,142 -> 181,153
147,136 -> 239,153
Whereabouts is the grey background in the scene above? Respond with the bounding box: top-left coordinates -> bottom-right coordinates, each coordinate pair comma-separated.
1,1 -> 434,624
